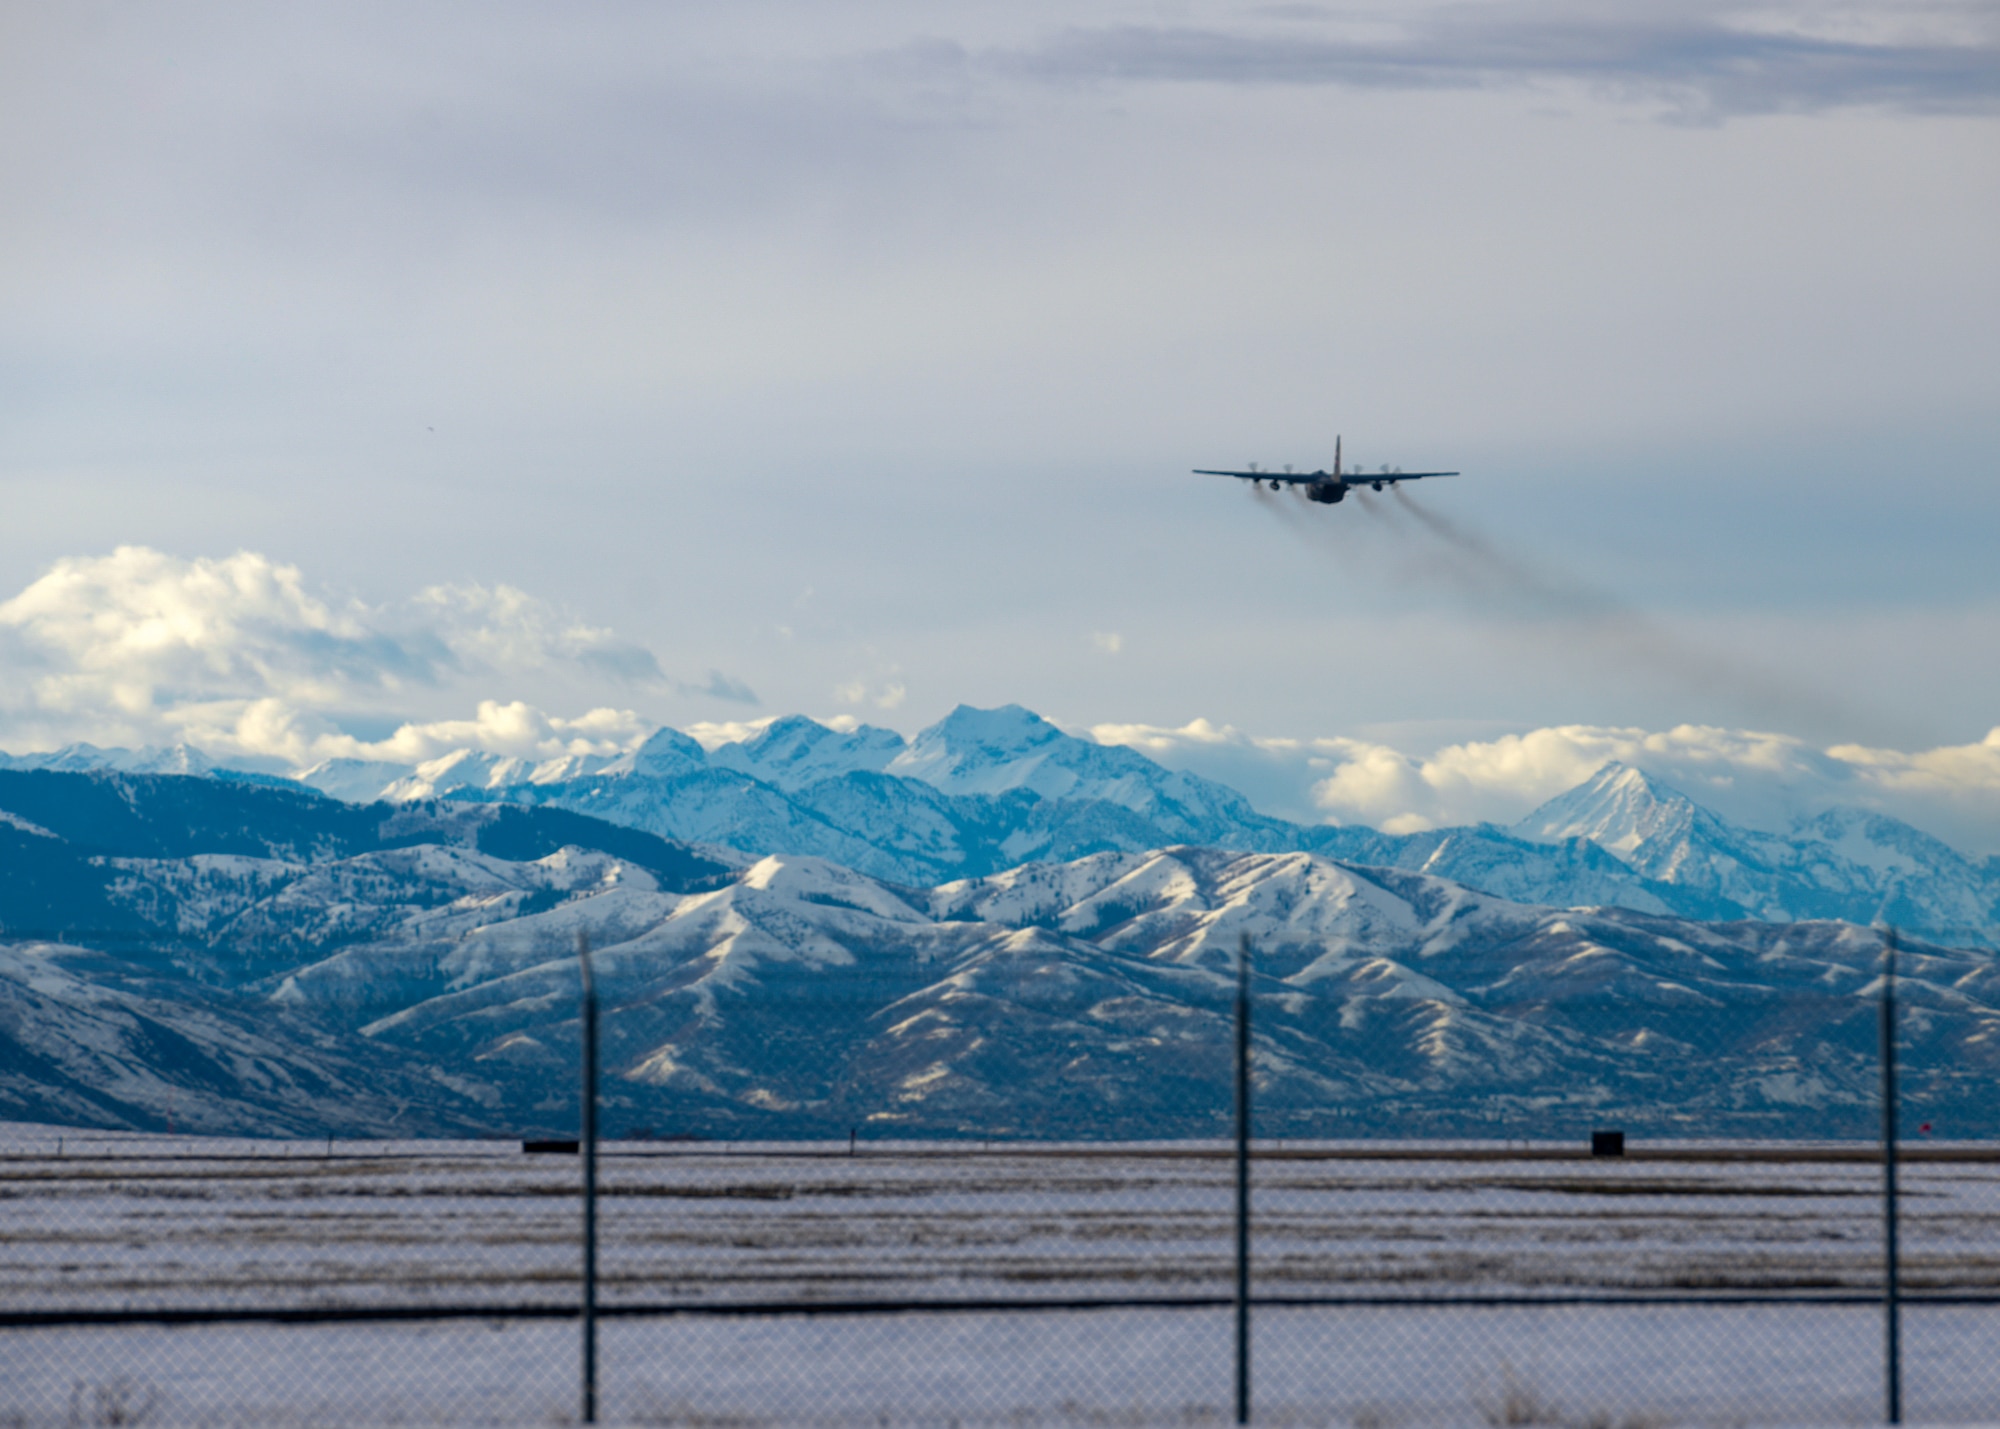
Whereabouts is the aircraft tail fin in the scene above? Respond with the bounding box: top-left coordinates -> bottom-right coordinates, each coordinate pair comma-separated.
1335,435 -> 1342,478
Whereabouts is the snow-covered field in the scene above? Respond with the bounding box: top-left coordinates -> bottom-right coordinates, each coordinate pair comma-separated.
3,1127 -> 1997,1425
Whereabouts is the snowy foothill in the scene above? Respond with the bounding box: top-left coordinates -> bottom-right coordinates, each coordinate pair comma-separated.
4,761 -> 2000,1141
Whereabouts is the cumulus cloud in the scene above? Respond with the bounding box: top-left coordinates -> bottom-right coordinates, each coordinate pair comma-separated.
0,547 -> 439,726
684,716 -> 779,752
1092,716 -> 2000,853
1306,724 -> 1852,832
0,547 -> 749,767
1825,729 -> 2000,842
410,582 -> 664,684
1090,717 -> 1354,826
835,675 -> 907,710
168,697 -> 656,770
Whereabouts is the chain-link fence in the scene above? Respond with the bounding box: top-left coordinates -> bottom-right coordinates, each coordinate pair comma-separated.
6,1134 -> 1999,1425
6,939 -> 1998,1426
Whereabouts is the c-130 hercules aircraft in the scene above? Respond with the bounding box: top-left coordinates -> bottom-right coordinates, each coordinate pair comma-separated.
1195,436 -> 1457,504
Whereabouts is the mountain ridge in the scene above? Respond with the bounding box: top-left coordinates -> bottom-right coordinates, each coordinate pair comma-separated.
4,769 -> 1996,1140
6,708 -> 1996,947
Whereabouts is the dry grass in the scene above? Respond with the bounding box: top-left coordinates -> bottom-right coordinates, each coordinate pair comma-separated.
1472,1364 -> 1666,1429
64,1380 -> 160,1428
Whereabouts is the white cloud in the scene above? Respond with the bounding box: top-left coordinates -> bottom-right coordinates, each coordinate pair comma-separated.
834,673 -> 907,710
1091,716 -> 2000,854
0,547 -> 430,724
684,716 -> 779,752
0,547 -> 746,767
1306,725 -> 1847,832
410,582 -> 664,684
1089,717 -> 1351,825
1825,729 -> 2000,848
169,697 -> 654,769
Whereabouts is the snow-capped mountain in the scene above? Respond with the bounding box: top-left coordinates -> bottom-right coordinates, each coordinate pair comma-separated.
1510,763 -> 2000,943
883,705 -> 1266,835
1790,806 -> 1998,935
291,757 -> 427,802
708,714 -> 906,790
336,707 -> 1309,889
7,710 -> 1998,946
0,741 -> 225,777
4,770 -> 1996,1140
1514,761 -> 1806,899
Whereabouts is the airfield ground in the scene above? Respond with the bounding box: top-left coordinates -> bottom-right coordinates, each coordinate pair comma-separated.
3,1130 -> 1996,1424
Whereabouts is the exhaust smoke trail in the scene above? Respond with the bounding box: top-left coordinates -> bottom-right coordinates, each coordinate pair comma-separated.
1388,485 -> 1630,621
1247,479 -> 1326,536
1244,474 -> 1865,737
1376,485 -> 1862,735
1249,473 -> 1404,551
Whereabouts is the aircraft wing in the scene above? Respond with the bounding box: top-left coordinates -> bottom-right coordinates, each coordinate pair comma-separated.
1193,469 -> 1319,484
1192,468 -> 1460,483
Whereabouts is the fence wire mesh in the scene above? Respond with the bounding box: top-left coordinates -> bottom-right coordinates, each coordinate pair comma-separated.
5,925 -> 1996,1425
5,1129 -> 2000,1426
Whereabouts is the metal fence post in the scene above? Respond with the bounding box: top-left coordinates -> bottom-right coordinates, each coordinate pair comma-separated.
1880,926 -> 1901,1425
1235,933 -> 1252,1426
580,931 -> 599,1425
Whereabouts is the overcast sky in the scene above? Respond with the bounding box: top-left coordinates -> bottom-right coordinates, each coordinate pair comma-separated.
5,3 -> 1999,842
